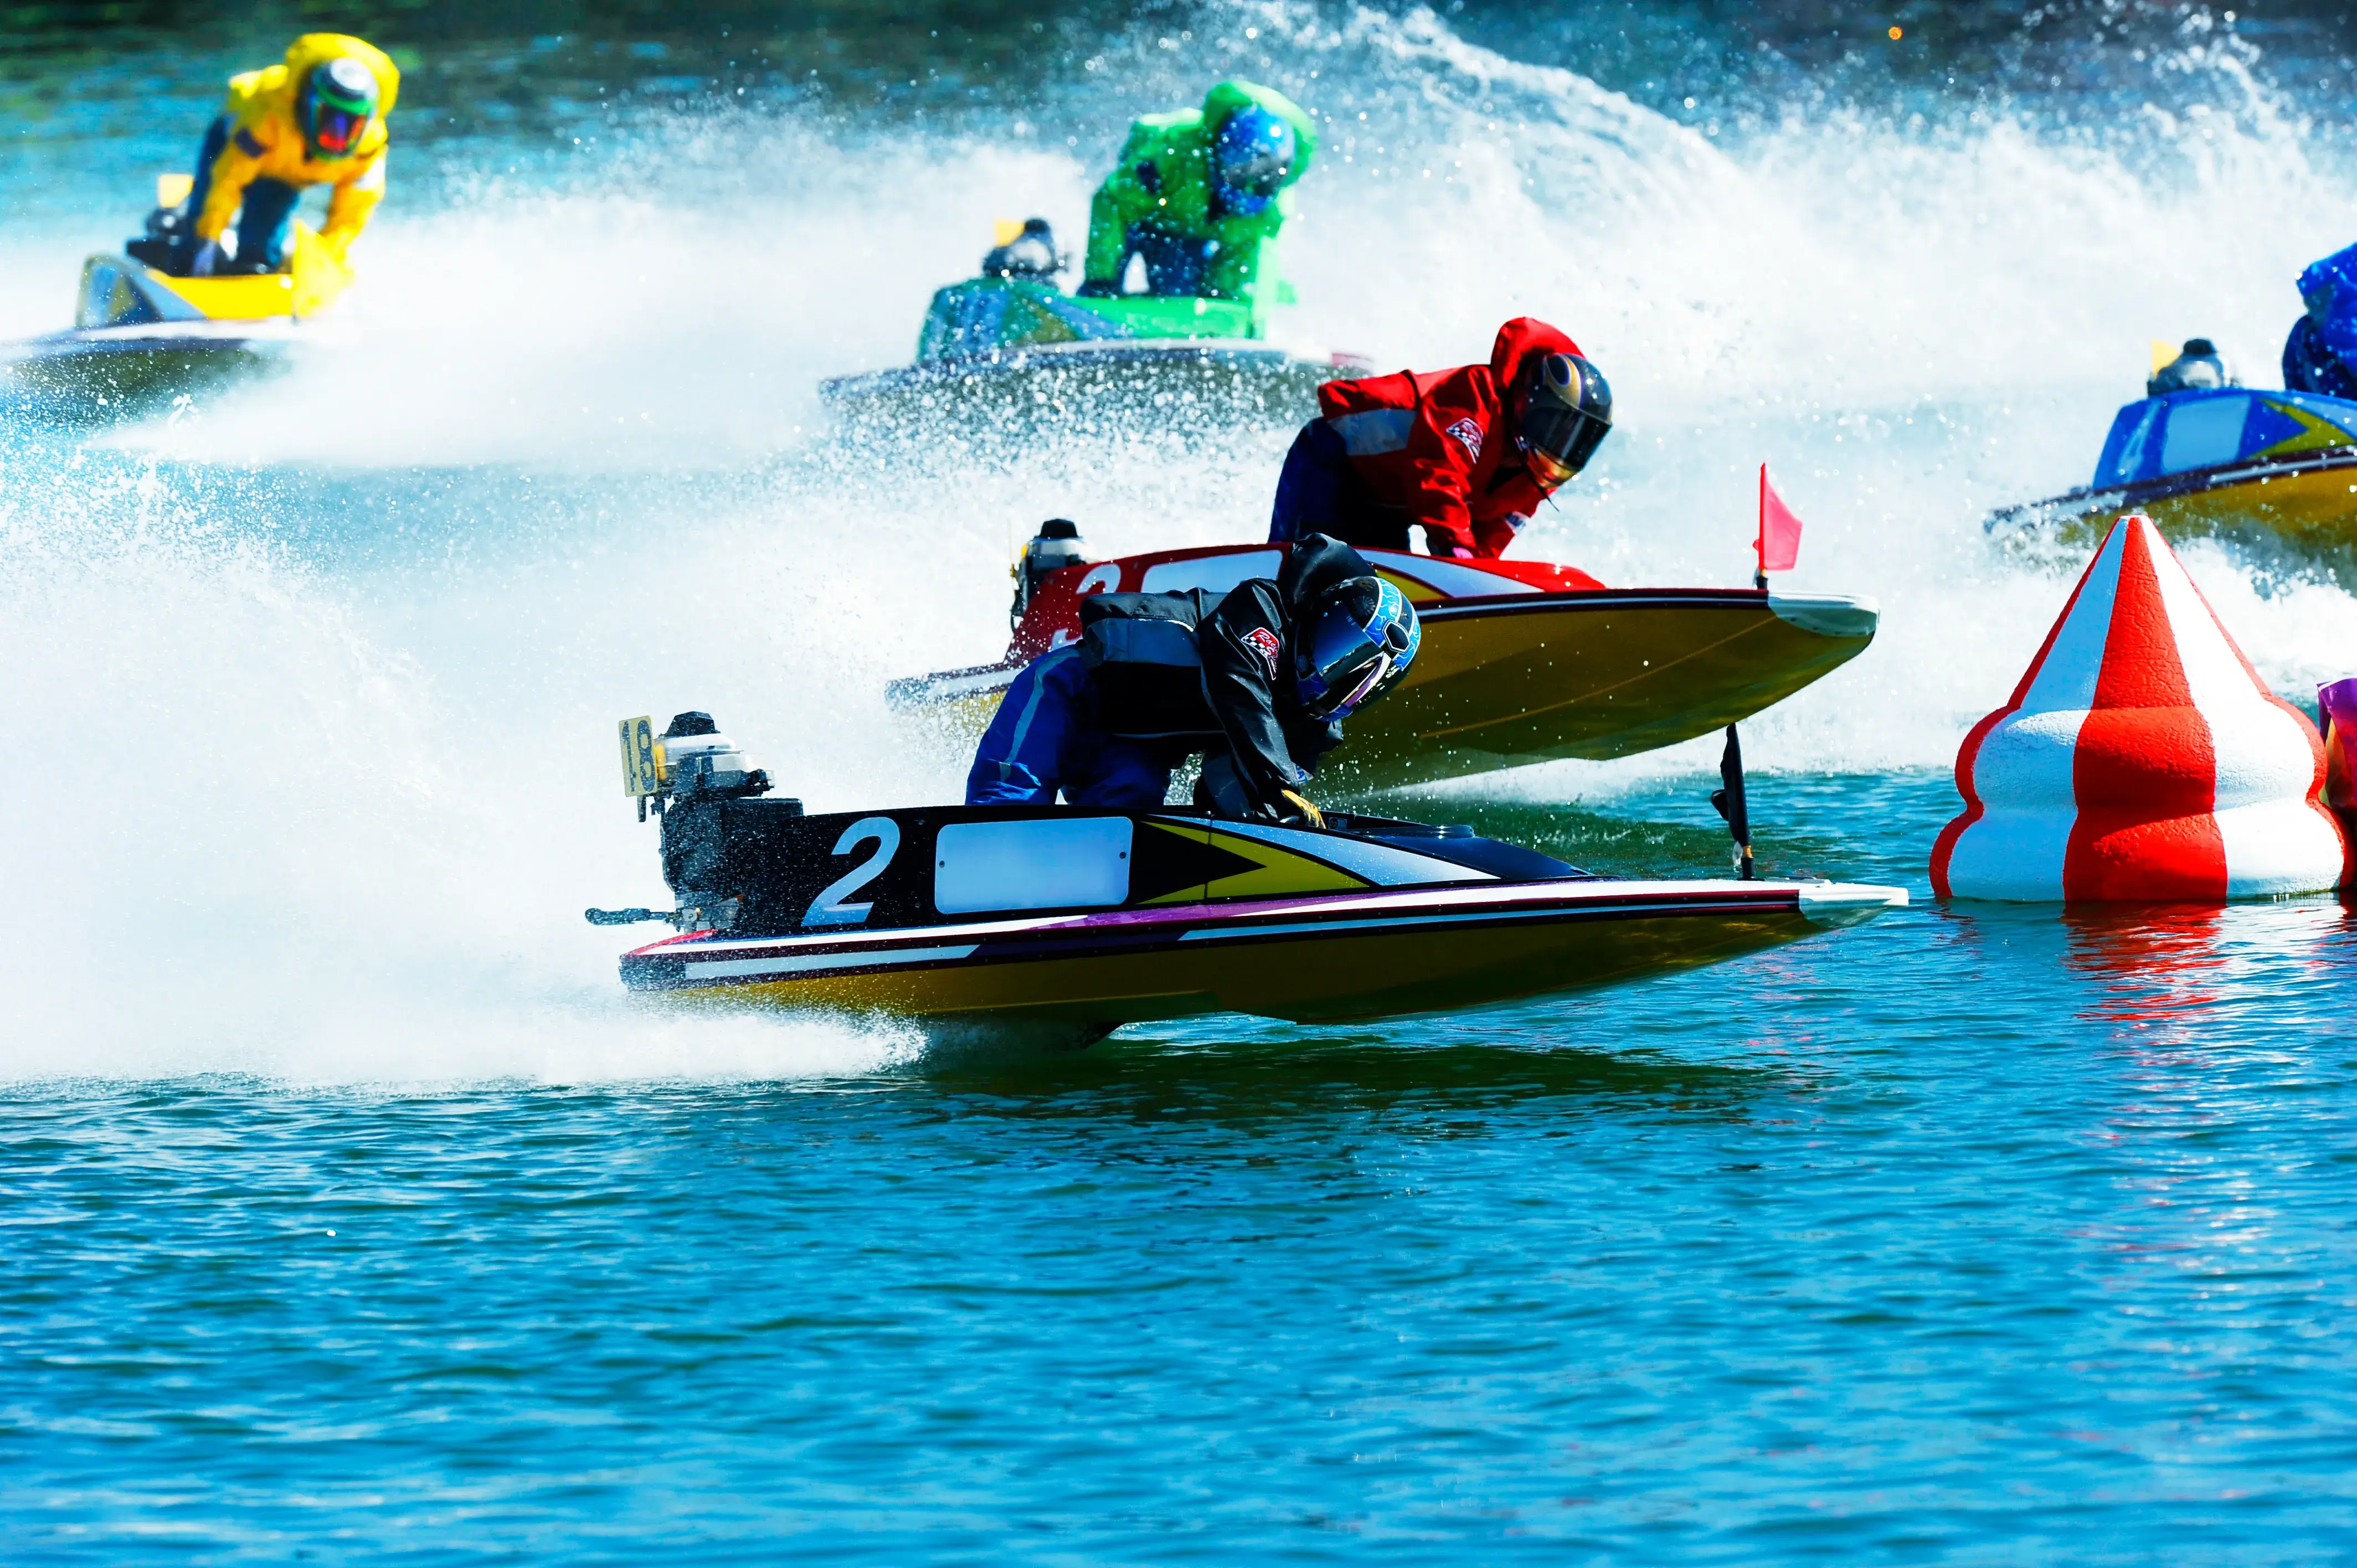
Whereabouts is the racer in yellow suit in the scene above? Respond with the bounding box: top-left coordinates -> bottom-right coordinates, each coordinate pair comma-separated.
170,34 -> 399,277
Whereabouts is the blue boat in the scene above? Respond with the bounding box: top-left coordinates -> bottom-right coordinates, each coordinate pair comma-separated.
1992,385 -> 2357,564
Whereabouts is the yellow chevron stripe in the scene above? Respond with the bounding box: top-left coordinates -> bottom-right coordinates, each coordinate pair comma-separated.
2257,398 -> 2357,458
1135,821 -> 1372,905
1196,828 -> 1370,900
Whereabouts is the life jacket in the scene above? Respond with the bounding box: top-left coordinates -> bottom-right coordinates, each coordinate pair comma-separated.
1078,590 -> 1223,739
1075,538 -> 1373,766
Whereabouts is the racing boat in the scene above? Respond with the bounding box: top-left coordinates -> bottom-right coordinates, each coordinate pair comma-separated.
1,177 -> 353,414
820,221 -> 1367,427
889,533 -> 1881,790
594,713 -> 1905,1032
1989,385 -> 2357,570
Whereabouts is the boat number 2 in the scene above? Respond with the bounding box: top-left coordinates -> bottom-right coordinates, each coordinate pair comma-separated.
804,817 -> 900,927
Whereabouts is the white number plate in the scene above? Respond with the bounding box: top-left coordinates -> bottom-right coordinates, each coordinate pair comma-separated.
618,716 -> 667,797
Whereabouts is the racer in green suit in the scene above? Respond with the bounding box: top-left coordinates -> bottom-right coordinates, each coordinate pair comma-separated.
1078,80 -> 1318,304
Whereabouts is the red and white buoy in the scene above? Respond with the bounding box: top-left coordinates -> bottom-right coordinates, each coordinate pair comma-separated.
1931,514 -> 2347,901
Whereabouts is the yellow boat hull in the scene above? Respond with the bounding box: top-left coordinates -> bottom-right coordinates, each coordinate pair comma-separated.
75,223 -> 353,329
898,589 -> 1877,791
6,224 -> 356,415
628,879 -> 1901,1027
1340,590 -> 1876,788
2000,448 -> 2357,573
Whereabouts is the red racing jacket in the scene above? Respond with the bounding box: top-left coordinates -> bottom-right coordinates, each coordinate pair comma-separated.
1313,317 -> 1582,558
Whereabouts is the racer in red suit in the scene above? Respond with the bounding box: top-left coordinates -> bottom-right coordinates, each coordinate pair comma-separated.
1268,318 -> 1613,559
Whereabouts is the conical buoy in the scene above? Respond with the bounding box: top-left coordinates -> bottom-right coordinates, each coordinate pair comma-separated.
1932,514 -> 2345,901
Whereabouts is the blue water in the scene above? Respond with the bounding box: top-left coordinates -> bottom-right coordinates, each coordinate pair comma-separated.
10,777 -> 2357,1560
11,1 -> 2357,1559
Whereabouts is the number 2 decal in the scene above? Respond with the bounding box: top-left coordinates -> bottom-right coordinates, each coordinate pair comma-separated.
804,816 -> 900,927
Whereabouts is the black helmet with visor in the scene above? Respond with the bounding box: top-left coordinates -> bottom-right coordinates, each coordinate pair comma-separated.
1519,352 -> 1613,487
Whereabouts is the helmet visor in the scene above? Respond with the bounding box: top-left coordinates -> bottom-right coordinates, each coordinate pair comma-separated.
1216,145 -> 1290,196
1521,353 -> 1613,485
311,104 -> 367,156
1522,406 -> 1609,484
306,59 -> 377,158
1295,580 -> 1419,721
1213,110 -> 1296,206
1298,622 -> 1386,721
1524,440 -> 1577,488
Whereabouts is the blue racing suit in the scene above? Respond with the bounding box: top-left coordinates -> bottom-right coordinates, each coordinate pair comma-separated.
965,537 -> 1370,819
965,647 -> 1180,809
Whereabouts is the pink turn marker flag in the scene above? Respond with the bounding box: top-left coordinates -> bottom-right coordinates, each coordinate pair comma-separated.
1757,463 -> 1804,581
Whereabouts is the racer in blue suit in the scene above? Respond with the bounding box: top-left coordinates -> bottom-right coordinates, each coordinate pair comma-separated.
2283,242 -> 2357,400
964,537 -> 1418,826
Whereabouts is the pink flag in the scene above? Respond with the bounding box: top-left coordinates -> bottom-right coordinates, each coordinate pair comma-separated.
1758,463 -> 1804,576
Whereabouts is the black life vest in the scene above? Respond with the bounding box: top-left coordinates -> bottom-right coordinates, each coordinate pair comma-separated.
1078,590 -> 1223,739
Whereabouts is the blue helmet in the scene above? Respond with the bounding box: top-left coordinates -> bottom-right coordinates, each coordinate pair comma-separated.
2299,241 -> 2357,351
1295,577 -> 1419,721
1212,106 -> 1298,216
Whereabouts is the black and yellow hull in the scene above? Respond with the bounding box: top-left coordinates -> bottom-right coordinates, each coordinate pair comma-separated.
612,800 -> 1904,1030
624,876 -> 1902,1027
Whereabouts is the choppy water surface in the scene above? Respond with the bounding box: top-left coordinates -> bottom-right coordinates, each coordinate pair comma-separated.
7,1 -> 2357,1559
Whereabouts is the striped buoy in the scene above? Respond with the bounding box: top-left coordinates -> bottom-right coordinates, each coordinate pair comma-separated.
1931,514 -> 2346,901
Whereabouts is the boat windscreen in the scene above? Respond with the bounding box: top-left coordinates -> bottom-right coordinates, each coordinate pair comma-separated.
1322,813 -> 1590,881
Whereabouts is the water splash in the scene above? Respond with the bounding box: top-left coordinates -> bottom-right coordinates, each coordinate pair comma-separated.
7,1 -> 2357,1079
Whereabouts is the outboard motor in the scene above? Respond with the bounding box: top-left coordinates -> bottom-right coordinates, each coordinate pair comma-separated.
653,711 -> 768,801
657,712 -> 773,932
981,216 -> 1065,281
124,172 -> 196,272
1012,518 -> 1088,630
123,205 -> 186,272
591,710 -> 800,933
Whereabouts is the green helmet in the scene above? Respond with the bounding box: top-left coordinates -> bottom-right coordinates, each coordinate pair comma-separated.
299,56 -> 379,159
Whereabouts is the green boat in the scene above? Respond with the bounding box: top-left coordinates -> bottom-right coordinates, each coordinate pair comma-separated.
820,265 -> 1369,429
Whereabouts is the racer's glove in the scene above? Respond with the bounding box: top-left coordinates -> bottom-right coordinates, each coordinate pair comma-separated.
1075,277 -> 1120,298
188,240 -> 222,277
1278,790 -> 1325,829
1420,524 -> 1476,559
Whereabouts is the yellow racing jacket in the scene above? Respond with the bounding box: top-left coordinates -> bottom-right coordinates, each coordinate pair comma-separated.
193,34 -> 400,254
